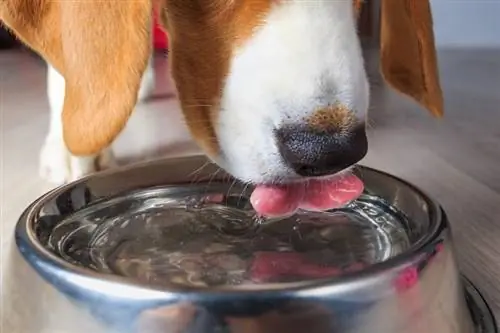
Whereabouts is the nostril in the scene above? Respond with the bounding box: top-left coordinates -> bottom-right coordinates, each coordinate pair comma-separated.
294,164 -> 326,177
296,164 -> 318,176
275,125 -> 367,177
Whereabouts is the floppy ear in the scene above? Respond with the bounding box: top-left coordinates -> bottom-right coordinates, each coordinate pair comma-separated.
0,0 -> 151,155
379,0 -> 444,117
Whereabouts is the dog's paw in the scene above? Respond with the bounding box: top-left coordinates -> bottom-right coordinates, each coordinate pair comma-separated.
39,138 -> 117,185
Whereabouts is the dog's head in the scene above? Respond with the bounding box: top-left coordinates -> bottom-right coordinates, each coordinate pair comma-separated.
1,0 -> 442,185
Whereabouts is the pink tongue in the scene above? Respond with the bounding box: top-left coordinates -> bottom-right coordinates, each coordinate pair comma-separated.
250,174 -> 364,217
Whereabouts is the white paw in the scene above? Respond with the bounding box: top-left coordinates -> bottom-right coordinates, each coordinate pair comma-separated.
39,138 -> 117,185
137,64 -> 155,102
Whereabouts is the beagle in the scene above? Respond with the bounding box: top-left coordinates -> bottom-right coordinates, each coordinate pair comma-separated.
1,0 -> 444,215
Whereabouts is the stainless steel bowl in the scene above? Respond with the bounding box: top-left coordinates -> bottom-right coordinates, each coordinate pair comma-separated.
4,156 -> 497,333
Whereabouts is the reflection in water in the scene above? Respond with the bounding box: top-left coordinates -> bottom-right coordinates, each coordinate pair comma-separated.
47,188 -> 411,289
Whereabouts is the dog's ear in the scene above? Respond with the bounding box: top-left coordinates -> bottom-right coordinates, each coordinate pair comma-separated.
379,0 -> 444,117
1,0 -> 151,155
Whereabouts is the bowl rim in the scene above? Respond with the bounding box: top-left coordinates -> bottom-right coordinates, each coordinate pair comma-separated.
15,156 -> 446,301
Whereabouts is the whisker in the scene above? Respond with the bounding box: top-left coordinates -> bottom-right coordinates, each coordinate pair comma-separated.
351,165 -> 365,187
237,183 -> 251,208
206,167 -> 222,188
188,161 -> 210,184
223,173 -> 234,184
226,179 -> 238,199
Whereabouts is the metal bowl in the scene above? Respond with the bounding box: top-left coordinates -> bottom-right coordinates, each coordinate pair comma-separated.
4,156 -> 497,333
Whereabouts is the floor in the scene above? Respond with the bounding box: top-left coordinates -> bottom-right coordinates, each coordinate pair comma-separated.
1,48 -> 499,330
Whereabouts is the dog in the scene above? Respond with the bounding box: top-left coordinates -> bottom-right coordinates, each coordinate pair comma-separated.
1,0 -> 443,214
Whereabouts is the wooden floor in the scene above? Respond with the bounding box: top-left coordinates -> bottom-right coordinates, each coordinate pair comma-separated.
1,48 -> 499,329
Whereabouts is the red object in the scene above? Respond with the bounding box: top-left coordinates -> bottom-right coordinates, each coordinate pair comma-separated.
394,266 -> 419,292
250,252 -> 343,283
153,10 -> 168,50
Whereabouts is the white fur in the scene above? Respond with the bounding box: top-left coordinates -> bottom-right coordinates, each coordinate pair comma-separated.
40,55 -> 155,184
216,0 -> 369,184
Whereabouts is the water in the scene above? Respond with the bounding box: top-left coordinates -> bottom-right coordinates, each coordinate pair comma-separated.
46,186 -> 411,289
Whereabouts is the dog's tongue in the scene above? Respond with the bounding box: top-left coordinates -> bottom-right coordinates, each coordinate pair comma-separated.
250,174 -> 363,217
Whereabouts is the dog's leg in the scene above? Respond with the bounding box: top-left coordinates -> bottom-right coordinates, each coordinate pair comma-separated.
39,64 -> 117,184
138,53 -> 156,101
137,19 -> 158,101
39,32 -> 155,184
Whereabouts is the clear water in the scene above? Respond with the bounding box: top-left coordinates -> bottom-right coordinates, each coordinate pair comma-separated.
46,187 -> 411,289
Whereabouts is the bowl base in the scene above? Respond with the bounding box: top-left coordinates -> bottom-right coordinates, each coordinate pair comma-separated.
465,278 -> 497,333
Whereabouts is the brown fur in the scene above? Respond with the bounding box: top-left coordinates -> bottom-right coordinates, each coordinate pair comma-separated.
1,0 -> 151,155
306,105 -> 356,134
160,0 -> 272,156
0,0 -> 443,157
380,0 -> 444,117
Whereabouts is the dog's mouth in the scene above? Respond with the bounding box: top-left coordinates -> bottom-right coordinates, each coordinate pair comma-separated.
250,173 -> 364,217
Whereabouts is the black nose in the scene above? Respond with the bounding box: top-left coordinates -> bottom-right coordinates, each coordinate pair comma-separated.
275,125 -> 368,177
